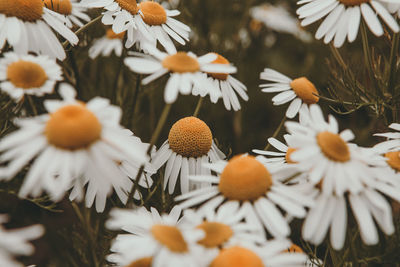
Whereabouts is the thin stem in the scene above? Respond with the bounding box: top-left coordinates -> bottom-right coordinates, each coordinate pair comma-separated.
27,95 -> 38,116
131,74 -> 142,116
388,33 -> 399,96
193,97 -> 204,117
264,115 -> 286,150
63,15 -> 102,48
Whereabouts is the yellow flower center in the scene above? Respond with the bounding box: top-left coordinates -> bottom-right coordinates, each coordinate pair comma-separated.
7,60 -> 47,89
286,244 -> 304,253
115,0 -> 138,15
285,147 -> 297,164
168,117 -> 212,158
150,225 -> 188,253
125,257 -> 152,267
197,222 -> 233,248
317,131 -> 350,162
139,1 -> 167,26
219,155 -> 272,201
290,77 -> 319,104
339,0 -> 369,6
208,53 -> 230,81
45,104 -> 102,150
385,151 -> 400,172
211,246 -> 263,267
43,0 -> 72,15
0,0 -> 43,21
106,29 -> 126,39
162,52 -> 200,73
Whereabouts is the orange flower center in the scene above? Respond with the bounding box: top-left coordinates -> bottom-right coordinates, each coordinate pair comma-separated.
162,52 -> 200,73
197,222 -> 233,248
285,147 -> 297,164
339,0 -> 369,6
0,0 -> 43,21
45,105 -> 102,150
139,1 -> 167,26
317,131 -> 350,162
115,0 -> 138,15
150,225 -> 188,253
125,257 -> 152,267
219,156 -> 272,201
385,151 -> 400,172
106,29 -> 126,39
290,77 -> 319,104
7,60 -> 47,89
286,244 -> 304,253
208,53 -> 230,81
168,117 -> 212,158
211,246 -> 263,267
43,0 -> 72,15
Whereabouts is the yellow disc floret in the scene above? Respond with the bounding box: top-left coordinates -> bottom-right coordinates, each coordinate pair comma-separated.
45,105 -> 102,150
168,117 -> 212,158
317,131 -> 350,162
211,246 -> 263,267
162,52 -> 200,73
385,151 -> 400,172
197,222 -> 233,248
285,147 -> 297,164
287,244 -> 304,253
151,225 -> 188,253
209,53 -> 230,81
339,0 -> 369,6
125,257 -> 152,267
219,155 -> 272,201
115,0 -> 139,15
0,0 -> 43,22
106,29 -> 126,39
290,77 -> 319,104
7,60 -> 47,89
139,1 -> 167,26
43,0 -> 72,15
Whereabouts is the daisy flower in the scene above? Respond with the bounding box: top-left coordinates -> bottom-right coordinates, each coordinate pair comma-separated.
175,155 -> 315,238
285,104 -> 400,249
137,0 -> 190,54
88,29 -> 125,59
0,0 -> 78,60
0,215 -> 44,267
260,68 -> 319,118
297,0 -> 400,47
0,84 -> 151,212
152,116 -> 225,194
124,47 -> 236,103
0,52 -> 62,101
43,0 -> 91,28
202,53 -> 249,111
106,206 -> 206,267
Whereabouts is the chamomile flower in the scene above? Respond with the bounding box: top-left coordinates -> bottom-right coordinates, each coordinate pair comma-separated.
0,52 -> 62,101
0,84 -> 151,212
0,0 -> 78,60
43,0 -> 91,28
106,206 -> 206,267
297,0 -> 400,47
137,1 -> 190,54
175,155 -> 315,238
202,53 -> 249,111
0,215 -> 44,267
124,47 -> 236,103
89,29 -> 125,59
152,117 -> 225,194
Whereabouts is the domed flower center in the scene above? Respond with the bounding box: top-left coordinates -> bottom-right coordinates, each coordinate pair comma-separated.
7,60 -> 47,89
168,117 -> 212,158
285,147 -> 297,164
43,0 -> 72,15
385,151 -> 400,172
45,105 -> 102,150
115,0 -> 138,15
317,131 -> 350,162
125,257 -> 152,267
290,77 -> 319,104
339,0 -> 369,6
209,53 -> 230,81
219,156 -> 272,201
162,52 -> 200,73
151,225 -> 188,253
211,246 -> 263,267
287,244 -> 304,253
0,0 -> 43,21
139,1 -> 167,26
197,222 -> 233,248
106,29 -> 126,39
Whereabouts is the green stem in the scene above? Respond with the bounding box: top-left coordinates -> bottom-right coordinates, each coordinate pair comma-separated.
388,33 -> 399,96
263,115 -> 286,150
193,97 -> 204,117
63,15 -> 102,48
27,95 -> 38,116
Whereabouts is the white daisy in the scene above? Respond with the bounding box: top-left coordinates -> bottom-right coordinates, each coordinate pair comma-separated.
0,215 -> 44,267
152,116 -> 225,195
88,28 -> 125,59
124,46 -> 236,103
0,52 -> 62,101
202,53 -> 249,111
136,0 -> 190,54
106,206 -> 206,267
0,0 -> 78,60
0,84 -> 152,212
175,155 -> 315,238
285,104 -> 400,249
260,68 -> 319,118
297,0 -> 400,47
43,0 -> 91,28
